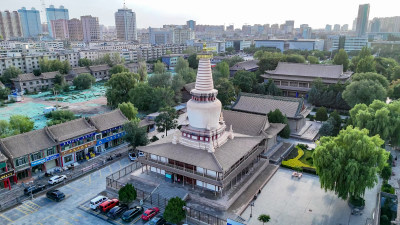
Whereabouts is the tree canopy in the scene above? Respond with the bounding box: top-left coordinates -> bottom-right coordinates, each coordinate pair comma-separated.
232,71 -> 257,93
155,106 -> 178,136
315,107 -> 328,121
148,72 -> 172,88
109,64 -> 129,75
342,79 -> 386,107
118,102 -> 138,121
46,110 -> 76,126
215,78 -> 235,106
258,214 -> 271,225
154,61 -> 166,74
123,120 -> 148,149
138,61 -> 148,82
333,49 -> 349,72
118,183 -> 137,204
9,115 -> 34,134
267,109 -> 290,138
163,197 -> 186,224
312,126 -> 388,200
106,72 -> 140,108
307,55 -> 320,64
73,73 -> 96,90
1,66 -> 22,84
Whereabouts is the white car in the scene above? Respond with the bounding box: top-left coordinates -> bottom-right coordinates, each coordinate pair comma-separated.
48,175 -> 67,185
138,151 -> 145,157
128,152 -> 137,161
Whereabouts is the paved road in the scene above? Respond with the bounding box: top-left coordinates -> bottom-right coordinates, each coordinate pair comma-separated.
0,157 -> 136,225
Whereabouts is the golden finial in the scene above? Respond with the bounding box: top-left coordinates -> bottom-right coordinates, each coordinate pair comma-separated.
197,43 -> 216,59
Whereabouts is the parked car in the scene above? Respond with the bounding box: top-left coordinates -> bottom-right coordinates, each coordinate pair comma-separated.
107,205 -> 128,219
141,207 -> 160,221
90,195 -> 108,210
46,190 -> 65,202
145,216 -> 166,225
24,184 -> 46,196
128,152 -> 137,161
138,151 -> 145,157
99,198 -> 119,213
48,175 -> 67,185
122,206 -> 144,222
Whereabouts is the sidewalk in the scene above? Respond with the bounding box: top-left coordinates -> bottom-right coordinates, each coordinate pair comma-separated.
0,143 -> 131,212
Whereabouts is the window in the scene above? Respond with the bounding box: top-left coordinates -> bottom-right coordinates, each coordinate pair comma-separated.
47,147 -> 56,156
31,152 -> 42,161
23,83 -> 26,86
64,155 -> 73,163
62,144 -> 71,151
15,157 -> 27,167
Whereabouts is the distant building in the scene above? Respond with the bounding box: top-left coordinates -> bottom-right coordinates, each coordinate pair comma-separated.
333,24 -> 341,32
325,24 -> 332,32
341,24 -> 349,32
149,28 -> 172,45
18,7 -> 42,39
46,5 -> 69,38
81,15 -> 100,42
161,54 -> 184,70
229,60 -> 259,76
329,36 -> 369,52
186,20 -> 196,30
302,27 -> 312,39
89,65 -> 110,81
11,72 -> 58,93
226,40 -> 251,51
254,39 -> 324,52
68,18 -> 83,41
172,28 -> 194,45
0,11 -> 23,40
115,8 -> 137,41
50,19 -> 69,40
356,4 -> 370,37
261,62 -> 352,97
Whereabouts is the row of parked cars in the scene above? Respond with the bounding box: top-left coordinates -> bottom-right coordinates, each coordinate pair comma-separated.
23,175 -> 68,197
90,195 -> 166,224
128,151 -> 145,161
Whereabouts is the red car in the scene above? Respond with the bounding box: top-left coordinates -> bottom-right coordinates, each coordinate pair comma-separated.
141,207 -> 160,221
99,199 -> 119,213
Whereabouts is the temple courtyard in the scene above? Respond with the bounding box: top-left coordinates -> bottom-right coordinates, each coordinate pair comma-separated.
241,168 -> 380,225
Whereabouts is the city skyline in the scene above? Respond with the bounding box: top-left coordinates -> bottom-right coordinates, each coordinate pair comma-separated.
1,0 -> 398,29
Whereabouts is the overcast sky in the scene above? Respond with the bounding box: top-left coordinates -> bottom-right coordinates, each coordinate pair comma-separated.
1,0 -> 398,29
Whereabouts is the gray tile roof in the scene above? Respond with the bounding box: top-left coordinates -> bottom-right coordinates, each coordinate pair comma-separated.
222,110 -> 268,136
72,67 -> 90,74
88,109 -> 128,131
11,72 -> 58,82
230,60 -> 259,71
183,82 -> 195,92
232,93 -> 307,118
0,151 -> 7,162
47,118 -> 96,142
89,64 -> 110,72
265,62 -> 348,79
139,134 -> 263,173
0,129 -> 57,159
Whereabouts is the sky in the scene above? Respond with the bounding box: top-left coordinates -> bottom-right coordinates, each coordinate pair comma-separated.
1,0 -> 399,29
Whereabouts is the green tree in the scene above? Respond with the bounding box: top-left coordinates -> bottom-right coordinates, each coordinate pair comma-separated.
187,54 -> 199,69
9,115 -> 34,133
312,126 -> 388,201
267,109 -> 291,138
0,120 -> 17,138
148,72 -> 172,88
356,56 -> 376,73
123,120 -> 148,149
0,88 -> 11,100
154,61 -> 166,74
78,58 -> 92,67
258,214 -> 271,225
351,72 -> 389,88
73,73 -> 96,90
374,57 -> 398,80
265,80 -> 282,96
319,119 -> 335,137
163,197 -> 186,224
155,106 -> 178,136
232,71 -> 257,93
392,66 -> 400,81
215,78 -> 235,106
2,66 -> 22,84
118,102 -> 138,121
129,83 -> 153,111
225,47 -> 235,55
178,67 -> 196,83
110,53 -> 124,66
118,183 -> 137,204
381,165 -> 392,181
329,110 -> 342,135
106,72 -> 139,108
342,79 -> 386,107
138,61 -> 148,82
224,56 -> 244,67
46,110 -> 76,126
174,57 -> 189,73
286,54 -> 306,63
388,79 -> 400,99
215,61 -> 230,78
54,74 -> 64,85
307,55 -> 319,64
109,65 -> 129,75
60,60 -> 71,74
150,87 -> 175,112
33,69 -> 41,76
315,107 -> 328,121
333,49 -> 349,71
171,74 -> 185,103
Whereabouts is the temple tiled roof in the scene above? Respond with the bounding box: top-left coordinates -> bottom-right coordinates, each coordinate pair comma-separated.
265,62 -> 350,79
232,93 -> 308,118
222,110 -> 268,136
230,60 -> 259,71
11,72 -> 58,82
47,118 -> 96,142
89,65 -> 110,72
88,109 -> 128,131
72,67 -> 90,74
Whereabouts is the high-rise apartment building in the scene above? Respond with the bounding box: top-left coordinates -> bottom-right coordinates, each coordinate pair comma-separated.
285,20 -> 295,34
81,15 -> 100,42
356,4 -> 370,37
186,20 -> 196,30
68,18 -> 83,41
371,17 -> 400,33
46,5 -> 69,38
341,24 -> 349,32
333,24 -> 341,32
115,8 -> 137,41
0,10 -> 23,40
50,19 -> 69,40
18,7 -> 42,38
149,28 -> 172,45
325,24 -> 332,32
172,28 -> 194,44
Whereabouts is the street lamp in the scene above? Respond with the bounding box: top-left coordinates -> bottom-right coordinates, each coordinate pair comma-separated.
250,202 -> 255,218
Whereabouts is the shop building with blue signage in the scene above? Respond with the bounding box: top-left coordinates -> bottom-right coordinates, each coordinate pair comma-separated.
47,118 -> 97,167
88,109 -> 129,153
0,129 -> 58,183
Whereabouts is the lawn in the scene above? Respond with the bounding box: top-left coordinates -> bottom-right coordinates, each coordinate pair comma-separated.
281,145 -> 315,172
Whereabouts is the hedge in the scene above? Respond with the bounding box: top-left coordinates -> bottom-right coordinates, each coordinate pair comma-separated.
281,148 -> 316,175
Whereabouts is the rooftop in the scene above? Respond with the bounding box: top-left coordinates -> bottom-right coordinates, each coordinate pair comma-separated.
88,109 -> 128,131
232,93 -> 308,118
47,118 -> 96,142
222,110 -> 268,136
230,60 -> 259,71
11,71 -> 58,82
71,67 -> 90,74
0,129 -> 57,159
89,64 -> 110,72
264,62 -> 350,79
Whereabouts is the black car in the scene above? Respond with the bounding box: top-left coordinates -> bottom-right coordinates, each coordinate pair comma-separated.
145,216 -> 166,225
107,205 -> 128,219
121,206 -> 143,222
24,184 -> 46,196
46,190 -> 65,202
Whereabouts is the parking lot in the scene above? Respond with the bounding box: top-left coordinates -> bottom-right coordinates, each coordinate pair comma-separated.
0,157 -> 143,225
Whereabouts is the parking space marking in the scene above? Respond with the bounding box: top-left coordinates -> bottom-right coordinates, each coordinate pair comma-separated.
0,214 -> 13,222
23,200 -> 41,211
